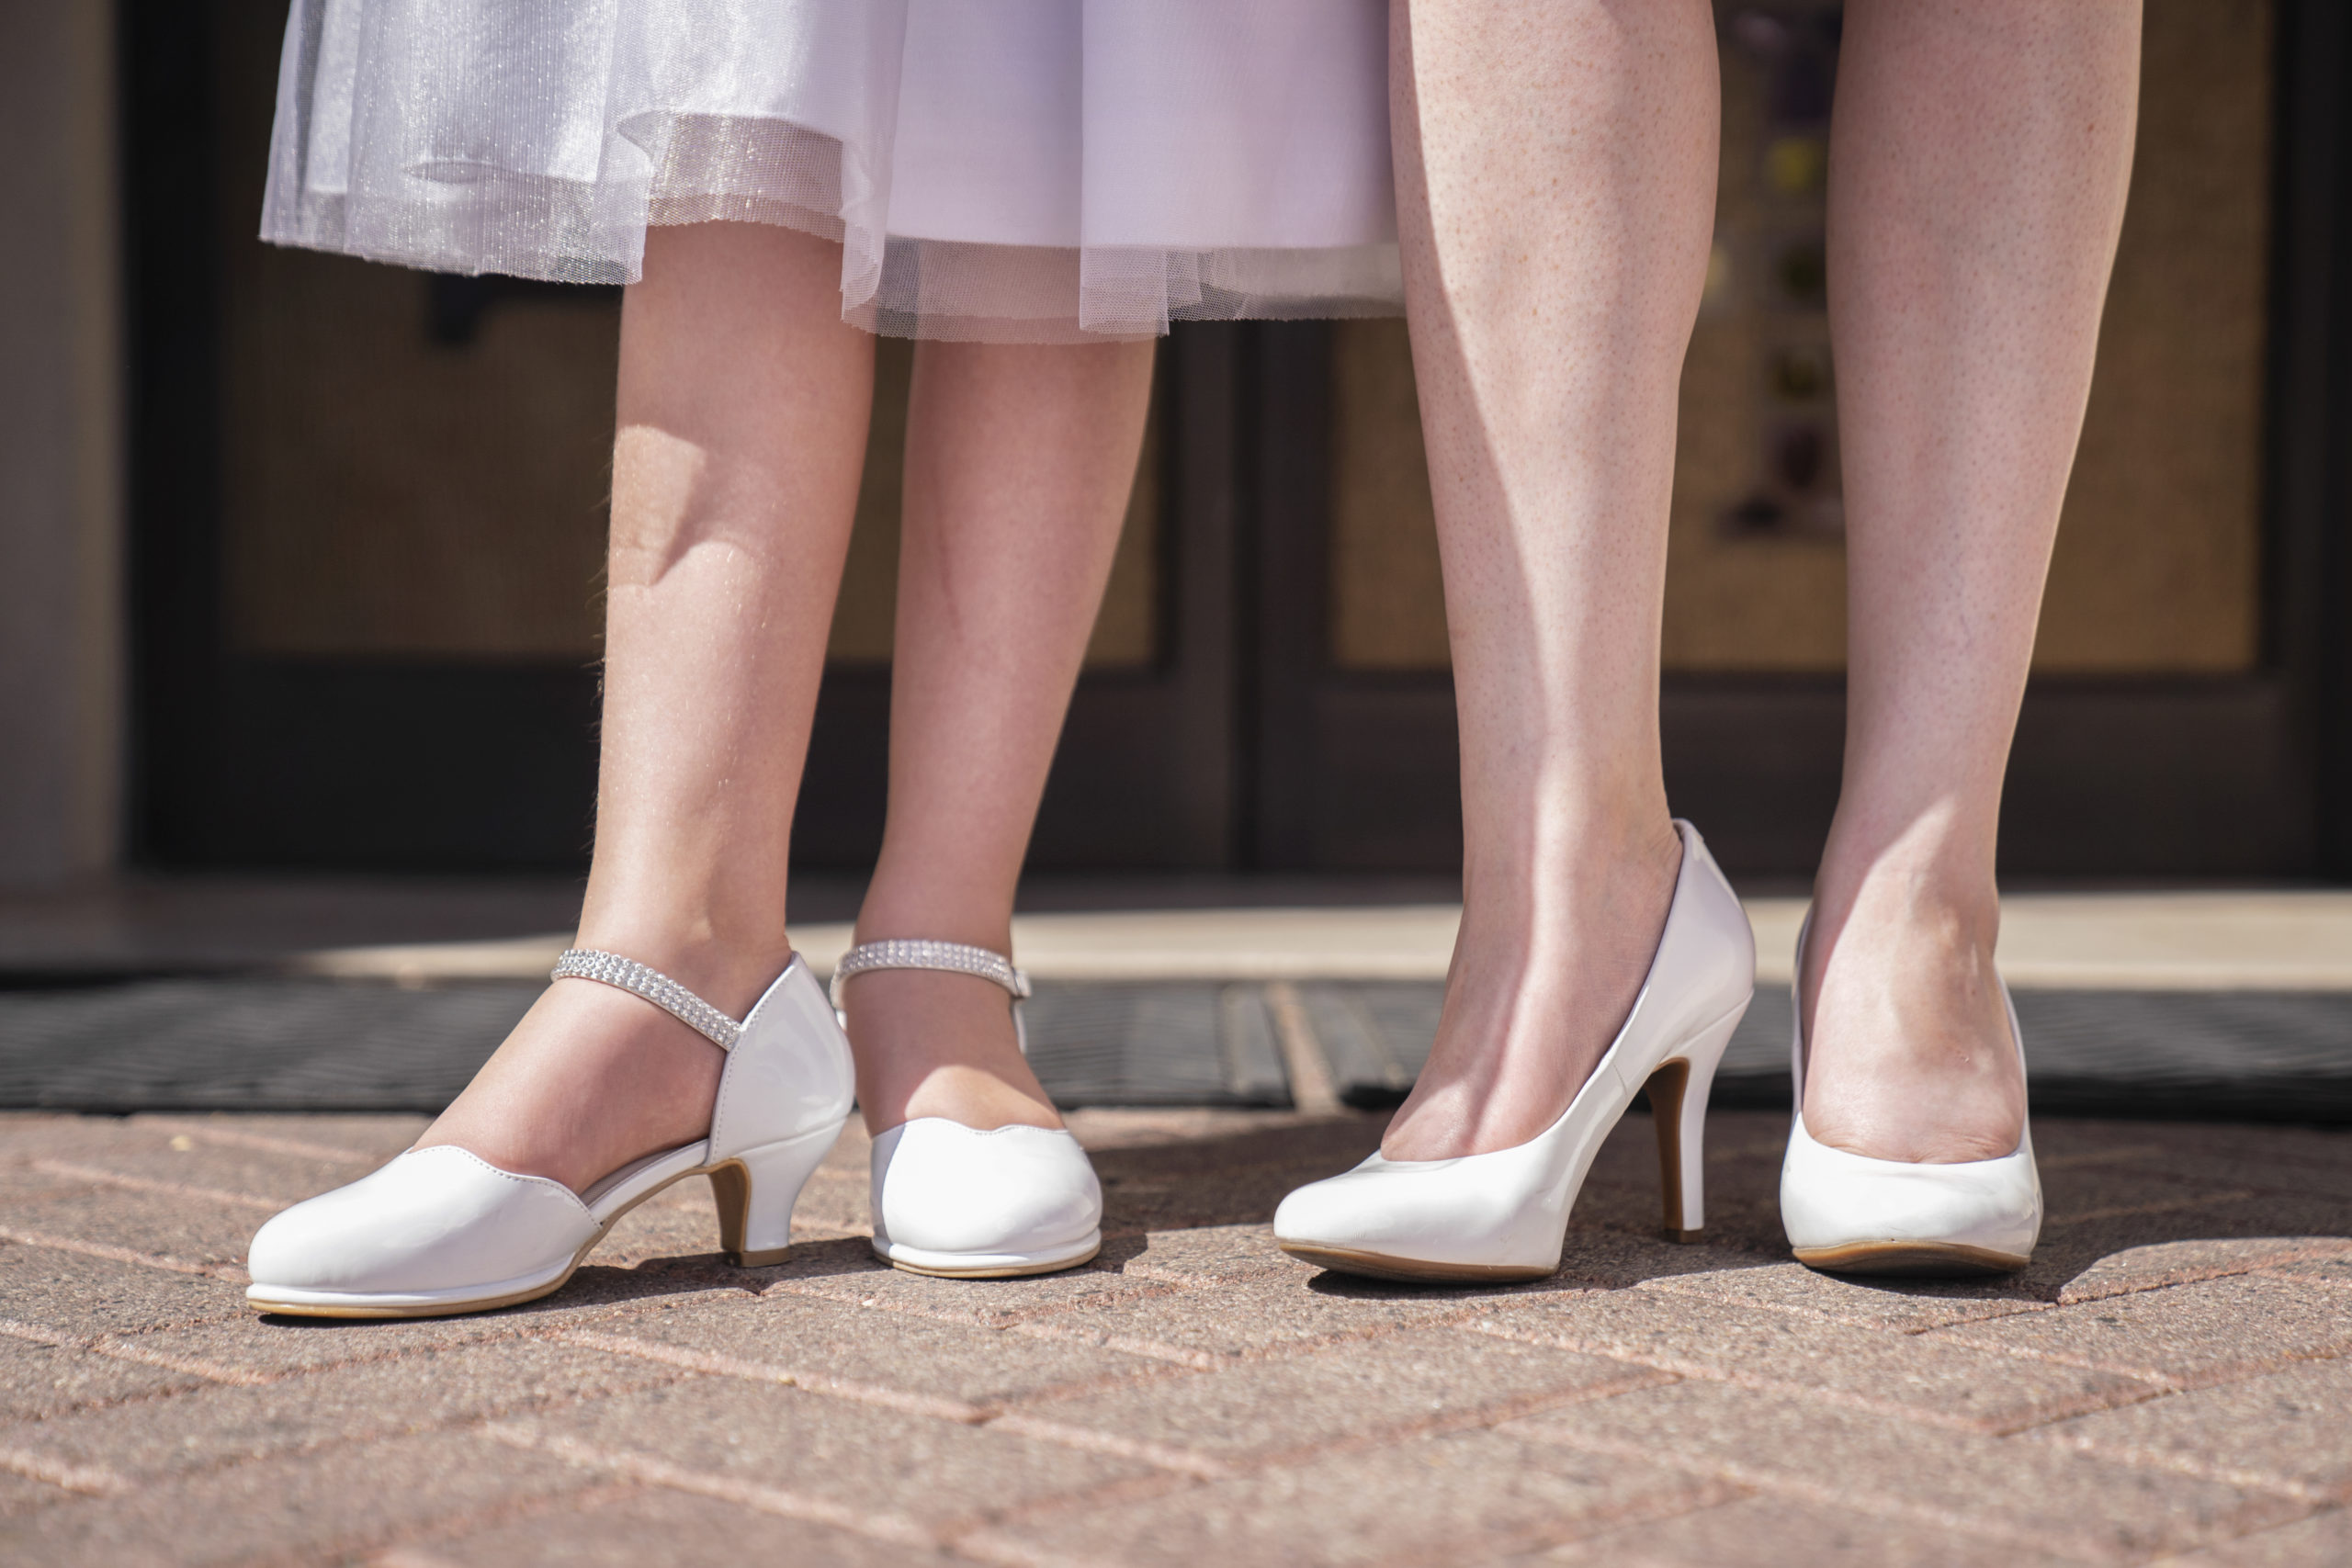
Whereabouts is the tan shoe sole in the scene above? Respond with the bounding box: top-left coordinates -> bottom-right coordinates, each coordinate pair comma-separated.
883,1241 -> 1102,1280
1792,1240 -> 2030,1277
247,1158 -> 797,1320
1275,1242 -> 1557,1285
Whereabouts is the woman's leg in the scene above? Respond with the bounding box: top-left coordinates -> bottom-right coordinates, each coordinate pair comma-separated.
847,340 -> 1156,1134
417,221 -> 871,1192
1803,0 -> 2140,1161
1381,0 -> 1720,1160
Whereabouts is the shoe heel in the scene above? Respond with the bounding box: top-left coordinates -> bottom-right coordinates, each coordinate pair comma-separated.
708,1124 -> 839,1268
1644,1002 -> 1747,1243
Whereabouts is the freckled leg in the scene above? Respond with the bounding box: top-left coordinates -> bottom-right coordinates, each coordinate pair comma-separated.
417,221 -> 871,1190
1803,0 -> 2140,1162
1382,0 -> 1720,1159
845,338 -> 1155,1134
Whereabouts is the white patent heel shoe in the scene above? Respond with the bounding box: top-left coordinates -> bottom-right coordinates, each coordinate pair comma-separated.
245,951 -> 855,1318
1780,922 -> 2041,1275
1273,820 -> 1756,1282
833,940 -> 1102,1279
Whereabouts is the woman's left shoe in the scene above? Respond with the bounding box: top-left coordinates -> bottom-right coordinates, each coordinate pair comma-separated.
1780,920 -> 2042,1275
1272,819 -> 1756,1282
833,940 -> 1102,1279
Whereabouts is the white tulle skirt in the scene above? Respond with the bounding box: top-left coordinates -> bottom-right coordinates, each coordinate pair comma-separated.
261,0 -> 1401,341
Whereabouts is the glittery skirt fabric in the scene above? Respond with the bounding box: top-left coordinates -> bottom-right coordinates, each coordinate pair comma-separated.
260,0 -> 1401,340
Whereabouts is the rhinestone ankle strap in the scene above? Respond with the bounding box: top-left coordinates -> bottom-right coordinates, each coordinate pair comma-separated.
828,939 -> 1030,1011
550,949 -> 744,1050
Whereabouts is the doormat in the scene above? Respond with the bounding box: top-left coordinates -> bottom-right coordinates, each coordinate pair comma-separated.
1298,983 -> 2352,1124
0,978 -> 1289,1114
0,976 -> 2344,1122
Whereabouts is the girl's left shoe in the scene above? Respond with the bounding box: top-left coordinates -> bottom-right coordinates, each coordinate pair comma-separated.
833,940 -> 1103,1279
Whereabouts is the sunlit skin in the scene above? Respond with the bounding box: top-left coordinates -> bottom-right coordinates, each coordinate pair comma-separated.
1376,0 -> 1716,1164
1801,0 -> 2139,1163
416,222 -> 1153,1193
1381,0 -> 2139,1168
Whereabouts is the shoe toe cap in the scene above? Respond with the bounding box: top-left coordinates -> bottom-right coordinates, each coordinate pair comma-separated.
244,1193 -> 345,1289
1273,1155 -> 1572,1273
1271,1173 -> 1365,1247
246,1148 -> 593,1295
1271,1167 -> 1441,1252
872,1122 -> 1102,1256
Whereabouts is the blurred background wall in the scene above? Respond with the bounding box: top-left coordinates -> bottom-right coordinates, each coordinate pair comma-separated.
4,1 -> 2347,891
0,1 -> 123,889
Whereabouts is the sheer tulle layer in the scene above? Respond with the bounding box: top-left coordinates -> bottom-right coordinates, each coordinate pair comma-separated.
262,0 -> 1401,340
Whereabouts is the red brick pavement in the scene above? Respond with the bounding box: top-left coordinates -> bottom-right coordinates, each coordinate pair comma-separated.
0,1107 -> 2344,1566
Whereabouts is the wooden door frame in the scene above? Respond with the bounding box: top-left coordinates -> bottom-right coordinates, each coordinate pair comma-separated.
2271,0 -> 2352,881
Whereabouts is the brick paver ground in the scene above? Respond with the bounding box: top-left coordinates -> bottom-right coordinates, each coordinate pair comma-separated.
0,1107 -> 2345,1566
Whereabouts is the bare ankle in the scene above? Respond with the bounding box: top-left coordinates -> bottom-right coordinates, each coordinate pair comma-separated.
1814,852 -> 1997,966
1462,811 -> 1680,933
852,888 -> 1016,958
1801,846 -> 2026,1163
842,967 -> 1057,1135
416,981 -> 729,1190
1385,814 -> 1683,1161
566,925 -> 797,1019
1815,805 -> 2000,947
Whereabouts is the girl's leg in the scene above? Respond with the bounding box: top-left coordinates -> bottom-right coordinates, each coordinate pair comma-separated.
1381,0 -> 1721,1160
847,340 -> 1156,1134
418,221 -> 871,1192
1804,0 -> 2140,1161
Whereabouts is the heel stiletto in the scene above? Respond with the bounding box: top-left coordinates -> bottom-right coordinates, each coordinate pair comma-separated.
1272,820 -> 1756,1282
1780,921 -> 2041,1275
244,951 -> 855,1317
833,940 -> 1102,1278
1643,1009 -> 1741,1243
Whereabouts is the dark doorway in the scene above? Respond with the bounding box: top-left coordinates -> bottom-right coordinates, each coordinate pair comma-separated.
1240,1 -> 2351,881
124,0 -> 2349,883
123,0 -> 1242,875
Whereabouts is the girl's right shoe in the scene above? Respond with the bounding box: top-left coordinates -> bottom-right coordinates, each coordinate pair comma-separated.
834,939 -> 1103,1279
243,951 -> 856,1318
1272,819 -> 1756,1282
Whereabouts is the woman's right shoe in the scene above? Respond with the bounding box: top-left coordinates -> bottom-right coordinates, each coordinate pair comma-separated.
1272,819 -> 1756,1282
833,940 -> 1103,1278
1779,920 -> 2041,1275
244,951 -> 856,1318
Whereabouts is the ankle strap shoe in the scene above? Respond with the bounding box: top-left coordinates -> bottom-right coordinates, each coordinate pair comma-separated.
243,951 -> 855,1318
831,937 -> 1033,1052
834,938 -> 1102,1278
